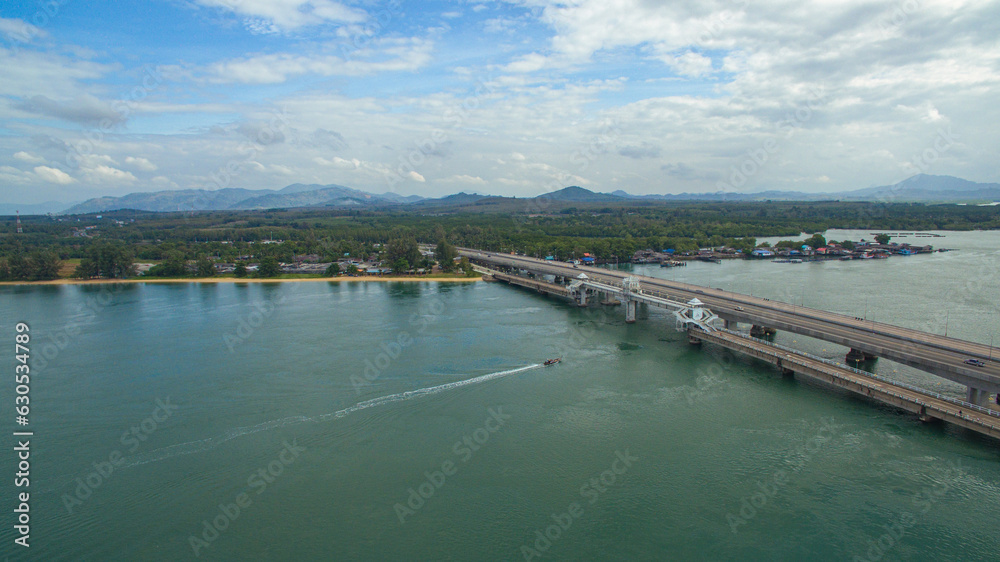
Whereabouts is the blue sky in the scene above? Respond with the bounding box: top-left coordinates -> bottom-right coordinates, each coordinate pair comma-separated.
2,0 -> 999,204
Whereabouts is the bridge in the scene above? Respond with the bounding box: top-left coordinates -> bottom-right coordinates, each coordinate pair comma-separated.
464,250 -> 1000,439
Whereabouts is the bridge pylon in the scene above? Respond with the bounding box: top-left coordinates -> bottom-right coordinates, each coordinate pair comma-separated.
622,276 -> 641,323
568,273 -> 590,307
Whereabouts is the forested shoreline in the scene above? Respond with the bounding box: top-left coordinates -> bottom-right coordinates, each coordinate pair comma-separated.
2,200 -> 997,281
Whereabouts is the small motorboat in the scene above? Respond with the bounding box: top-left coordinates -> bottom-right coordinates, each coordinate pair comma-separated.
543,358 -> 562,366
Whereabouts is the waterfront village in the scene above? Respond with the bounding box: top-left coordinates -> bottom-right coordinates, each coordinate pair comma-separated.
133,244 -> 460,277
123,236 -> 943,277
629,237 -> 944,266
55,215 -> 948,278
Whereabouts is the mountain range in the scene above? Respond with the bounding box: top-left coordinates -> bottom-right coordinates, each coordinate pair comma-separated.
610,174 -> 1000,203
10,174 -> 1000,215
60,183 -> 424,214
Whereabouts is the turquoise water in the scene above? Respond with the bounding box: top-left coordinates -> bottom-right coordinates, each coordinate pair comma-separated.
2,230 -> 999,561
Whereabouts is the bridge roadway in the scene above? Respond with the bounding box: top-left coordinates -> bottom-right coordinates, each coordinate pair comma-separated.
462,250 -> 1000,402
692,328 -> 1000,441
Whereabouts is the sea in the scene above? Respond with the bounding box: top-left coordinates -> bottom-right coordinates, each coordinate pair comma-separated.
1,229 -> 998,561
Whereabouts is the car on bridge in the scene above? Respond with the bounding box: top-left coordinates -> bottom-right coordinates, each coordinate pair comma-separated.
964,359 -> 986,367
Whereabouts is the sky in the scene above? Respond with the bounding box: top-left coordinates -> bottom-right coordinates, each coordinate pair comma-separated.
1,0 -> 999,205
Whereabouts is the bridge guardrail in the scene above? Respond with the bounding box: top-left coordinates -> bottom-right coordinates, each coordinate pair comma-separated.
474,254 -> 999,423
717,328 -> 1000,420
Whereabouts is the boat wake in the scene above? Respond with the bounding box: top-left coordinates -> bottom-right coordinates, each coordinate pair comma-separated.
122,364 -> 541,468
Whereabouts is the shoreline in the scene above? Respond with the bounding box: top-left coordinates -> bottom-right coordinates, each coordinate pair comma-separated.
0,276 -> 481,286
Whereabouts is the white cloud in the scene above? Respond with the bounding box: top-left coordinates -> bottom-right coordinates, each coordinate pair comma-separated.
0,17 -> 47,44
124,156 -> 158,171
15,94 -> 126,126
204,38 -> 434,84
76,154 -> 118,168
195,0 -> 366,31
505,53 -> 549,73
0,49 -> 115,99
0,165 -> 31,185
661,51 -> 713,77
85,165 -> 137,183
151,175 -> 179,189
33,166 -> 75,184
440,174 -> 487,185
13,151 -> 44,164
5,0 -> 1000,202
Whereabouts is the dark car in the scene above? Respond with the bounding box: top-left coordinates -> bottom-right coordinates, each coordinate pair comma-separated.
964,359 -> 986,367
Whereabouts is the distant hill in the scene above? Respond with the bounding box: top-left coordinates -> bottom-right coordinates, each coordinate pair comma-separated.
234,185 -> 386,209
414,192 -> 487,206
837,174 -> 1000,202
63,188 -> 271,214
28,173 -> 1000,215
610,174 -> 1000,203
539,186 -> 625,203
61,183 -> 423,214
0,201 -> 75,215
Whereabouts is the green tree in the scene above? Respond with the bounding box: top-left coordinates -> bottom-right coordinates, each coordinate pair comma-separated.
257,256 -> 281,277
234,262 -> 248,278
28,251 -> 61,280
93,243 -> 135,278
7,253 -> 30,280
385,237 -> 421,268
325,262 -> 340,276
74,258 -> 98,279
346,264 -> 359,276
70,244 -> 135,279
840,240 -> 856,250
435,239 -> 458,271
804,233 -> 826,249
392,258 -> 410,274
874,233 -> 891,245
459,256 -> 475,277
148,250 -> 187,277
196,256 -> 216,277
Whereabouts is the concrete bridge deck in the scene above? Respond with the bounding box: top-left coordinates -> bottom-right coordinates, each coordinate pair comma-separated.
463,250 -> 1000,403
692,328 -> 1000,441
487,271 -> 570,297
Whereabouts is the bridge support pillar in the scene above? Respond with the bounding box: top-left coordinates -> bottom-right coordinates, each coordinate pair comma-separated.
687,333 -> 702,346
966,387 -> 990,407
918,407 -> 938,423
724,319 -> 734,330
576,290 -> 587,307
625,300 -> 636,323
846,348 -> 878,364
775,358 -> 793,377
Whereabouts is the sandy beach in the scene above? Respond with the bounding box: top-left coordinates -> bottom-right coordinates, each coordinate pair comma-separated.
0,276 -> 481,286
